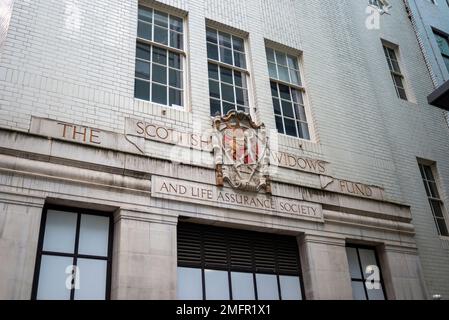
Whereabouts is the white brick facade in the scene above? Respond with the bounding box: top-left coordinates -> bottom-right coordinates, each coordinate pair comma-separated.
0,0 -> 448,299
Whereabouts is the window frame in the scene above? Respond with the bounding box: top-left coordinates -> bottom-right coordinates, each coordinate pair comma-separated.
135,5 -> 187,110
382,43 -> 408,100
31,205 -> 114,300
432,29 -> 449,74
206,25 -> 252,117
418,162 -> 449,237
346,244 -> 387,300
266,46 -> 311,140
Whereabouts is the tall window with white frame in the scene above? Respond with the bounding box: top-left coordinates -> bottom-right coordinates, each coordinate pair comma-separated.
266,47 -> 310,140
382,45 -> 407,100
135,6 -> 184,108
206,27 -> 249,116
32,206 -> 113,300
419,163 -> 449,236
433,30 -> 449,74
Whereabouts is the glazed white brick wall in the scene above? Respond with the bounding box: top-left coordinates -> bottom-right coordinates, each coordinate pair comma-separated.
1,0 -> 449,297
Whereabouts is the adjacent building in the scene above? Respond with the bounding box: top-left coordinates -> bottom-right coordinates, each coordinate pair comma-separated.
0,0 -> 448,300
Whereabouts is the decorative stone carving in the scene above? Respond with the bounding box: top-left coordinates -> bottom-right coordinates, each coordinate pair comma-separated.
212,111 -> 271,193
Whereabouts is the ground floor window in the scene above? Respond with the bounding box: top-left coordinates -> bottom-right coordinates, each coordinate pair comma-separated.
346,245 -> 386,300
31,206 -> 113,300
177,222 -> 303,300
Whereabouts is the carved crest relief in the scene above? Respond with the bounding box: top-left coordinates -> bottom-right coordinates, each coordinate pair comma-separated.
212,111 -> 271,193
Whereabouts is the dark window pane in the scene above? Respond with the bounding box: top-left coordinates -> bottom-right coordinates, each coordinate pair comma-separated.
154,10 -> 168,27
419,164 -> 426,179
136,42 -> 151,60
391,59 -> 400,73
223,102 -> 235,115
135,79 -> 150,100
424,166 -> 435,181
282,101 -> 294,118
152,64 -> 167,84
169,88 -> 183,106
430,200 -> 444,218
219,32 -> 232,48
221,83 -> 235,103
291,89 -> 303,104
397,87 -> 407,100
169,69 -> 182,88
207,43 -> 219,60
275,116 -> 284,134
152,47 -> 167,65
208,63 -> 219,80
154,26 -> 168,45
169,52 -> 181,69
170,16 -> 183,32
237,105 -> 249,113
236,88 -> 245,105
393,74 -> 404,88
273,98 -> 281,115
220,66 -> 233,84
233,37 -> 244,51
279,84 -> 291,100
210,98 -> 221,116
138,7 -> 152,23
170,31 -> 183,49
234,52 -> 246,68
135,60 -> 150,79
270,82 -> 278,97
294,104 -> 307,121
209,80 -> 220,99
234,71 -> 242,87
152,83 -> 167,104
137,21 -> 152,40
266,48 -> 275,62
436,218 -> 449,236
221,47 -> 233,65
206,27 -> 217,44
284,118 -> 297,137
428,182 -> 440,198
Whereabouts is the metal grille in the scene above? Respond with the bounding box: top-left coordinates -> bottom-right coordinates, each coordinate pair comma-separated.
177,222 -> 300,275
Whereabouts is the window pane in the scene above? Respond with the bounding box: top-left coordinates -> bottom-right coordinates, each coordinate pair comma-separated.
223,102 -> 235,115
137,21 -> 152,40
256,274 -> 279,300
271,82 -> 279,97
221,83 -> 235,103
287,55 -> 299,69
284,118 -> 297,137
235,88 -> 245,105
78,214 -> 109,257
234,52 -> 246,68
152,47 -> 167,65
279,84 -> 291,100
169,69 -> 182,88
276,51 -> 287,66
358,249 -> 378,280
138,7 -> 152,23
169,52 -> 181,69
208,63 -> 219,80
423,166 -> 435,181
279,275 -> 302,300
273,98 -> 281,115
391,59 -> 401,73
231,272 -> 255,300
74,259 -> 107,300
397,87 -> 407,100
207,43 -> 219,60
275,116 -> 284,134
154,26 -> 168,45
210,98 -> 221,116
36,255 -> 73,300
234,70 -> 243,87
152,64 -> 167,84
136,43 -> 151,60
152,83 -> 167,104
154,10 -> 168,27
351,281 -> 367,300
219,32 -> 232,48
205,269 -> 230,300
43,210 -> 77,254
282,100 -> 294,118
268,62 -> 277,79
428,182 -> 440,198
169,88 -> 183,107
294,104 -> 307,121
220,47 -> 233,65
135,60 -> 150,79
220,66 -> 233,84
170,16 -> 183,32
170,31 -> 183,50
278,65 -> 290,82
233,37 -> 244,52
431,200 -> 444,218
266,48 -> 275,62
366,283 -> 385,300
177,267 -> 202,300
346,247 -> 362,279
436,217 -> 449,236
209,80 -> 220,99
290,69 -> 300,85
135,79 -> 150,100
206,28 -> 217,44
435,33 -> 449,55
298,122 -> 310,140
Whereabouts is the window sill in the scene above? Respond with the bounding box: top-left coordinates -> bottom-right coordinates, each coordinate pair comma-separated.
133,98 -> 192,124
